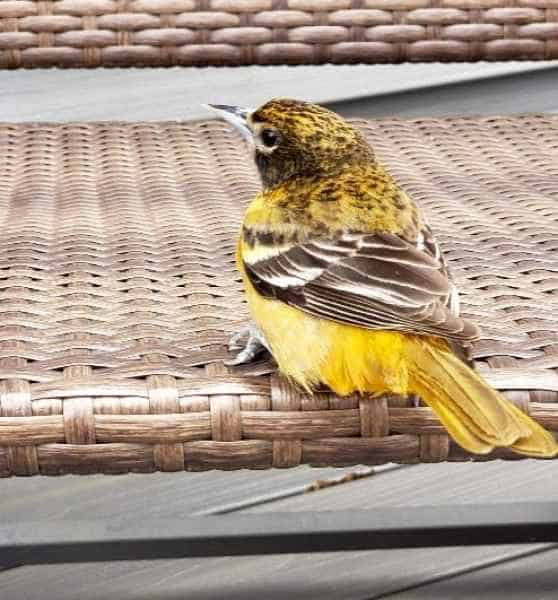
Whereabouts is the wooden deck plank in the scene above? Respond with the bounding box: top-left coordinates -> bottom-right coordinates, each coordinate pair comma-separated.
0,461 -> 556,599
0,465 -> 373,521
387,545 -> 558,600
250,460 -> 558,512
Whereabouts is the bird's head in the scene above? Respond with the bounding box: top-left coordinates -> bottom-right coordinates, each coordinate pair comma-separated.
206,98 -> 374,188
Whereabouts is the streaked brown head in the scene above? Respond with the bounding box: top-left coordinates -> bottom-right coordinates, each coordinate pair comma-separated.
207,99 -> 374,188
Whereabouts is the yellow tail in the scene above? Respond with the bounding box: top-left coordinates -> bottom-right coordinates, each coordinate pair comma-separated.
408,341 -> 558,458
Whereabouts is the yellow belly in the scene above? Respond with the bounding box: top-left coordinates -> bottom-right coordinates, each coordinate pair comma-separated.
244,277 -> 411,396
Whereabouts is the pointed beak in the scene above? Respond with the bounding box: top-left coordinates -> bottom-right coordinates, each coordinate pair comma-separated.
204,104 -> 253,140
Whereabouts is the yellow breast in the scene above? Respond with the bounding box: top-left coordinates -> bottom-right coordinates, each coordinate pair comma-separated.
240,267 -> 411,397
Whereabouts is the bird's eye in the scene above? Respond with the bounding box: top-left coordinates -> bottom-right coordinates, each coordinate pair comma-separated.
261,129 -> 279,147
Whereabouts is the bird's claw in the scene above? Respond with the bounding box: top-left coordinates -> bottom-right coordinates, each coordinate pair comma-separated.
225,324 -> 269,366
228,327 -> 249,351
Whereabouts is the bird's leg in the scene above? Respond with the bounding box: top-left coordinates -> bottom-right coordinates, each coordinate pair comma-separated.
227,326 -> 251,351
225,323 -> 269,366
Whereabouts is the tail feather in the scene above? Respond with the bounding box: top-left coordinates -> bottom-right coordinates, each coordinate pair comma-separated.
409,341 -> 558,458
503,400 -> 558,458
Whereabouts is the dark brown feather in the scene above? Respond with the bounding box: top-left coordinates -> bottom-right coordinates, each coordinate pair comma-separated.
244,231 -> 479,342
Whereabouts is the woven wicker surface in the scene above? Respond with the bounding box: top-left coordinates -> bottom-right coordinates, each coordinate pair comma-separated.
2,1 -> 558,68
0,115 -> 557,476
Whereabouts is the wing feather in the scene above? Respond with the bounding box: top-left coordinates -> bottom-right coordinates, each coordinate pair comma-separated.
243,229 -> 479,341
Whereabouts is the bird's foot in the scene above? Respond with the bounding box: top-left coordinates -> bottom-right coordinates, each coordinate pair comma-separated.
225,323 -> 269,366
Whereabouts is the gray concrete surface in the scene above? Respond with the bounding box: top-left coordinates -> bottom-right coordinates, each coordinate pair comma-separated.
2,62 -> 557,122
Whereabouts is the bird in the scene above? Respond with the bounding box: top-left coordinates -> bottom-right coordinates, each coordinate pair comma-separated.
207,98 -> 558,458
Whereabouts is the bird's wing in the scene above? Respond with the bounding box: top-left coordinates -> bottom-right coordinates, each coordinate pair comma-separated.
243,229 -> 479,341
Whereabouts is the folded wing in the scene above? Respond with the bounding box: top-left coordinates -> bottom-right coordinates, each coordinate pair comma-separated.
243,230 -> 479,341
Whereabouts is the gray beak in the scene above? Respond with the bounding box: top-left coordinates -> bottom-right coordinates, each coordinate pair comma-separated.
204,104 -> 254,141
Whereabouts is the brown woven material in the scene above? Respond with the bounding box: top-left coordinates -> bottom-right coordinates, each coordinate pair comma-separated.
0,115 -> 557,476
2,1 -> 558,68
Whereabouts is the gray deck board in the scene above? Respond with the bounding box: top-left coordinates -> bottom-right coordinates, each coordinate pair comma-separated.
2,63 -> 557,122
388,545 -> 558,600
0,466 -> 373,521
1,461 -> 556,599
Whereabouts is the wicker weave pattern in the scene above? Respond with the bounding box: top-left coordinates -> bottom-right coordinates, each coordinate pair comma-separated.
0,116 -> 557,476
2,1 -> 558,68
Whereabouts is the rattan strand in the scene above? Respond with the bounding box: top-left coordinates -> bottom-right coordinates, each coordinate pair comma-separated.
2,1 -> 558,68
0,115 -> 557,475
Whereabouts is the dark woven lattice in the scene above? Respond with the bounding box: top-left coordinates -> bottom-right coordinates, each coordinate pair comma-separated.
0,115 -> 557,476
1,1 -> 558,68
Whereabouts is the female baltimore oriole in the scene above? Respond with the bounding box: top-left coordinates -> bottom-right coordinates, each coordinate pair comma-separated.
208,99 -> 557,458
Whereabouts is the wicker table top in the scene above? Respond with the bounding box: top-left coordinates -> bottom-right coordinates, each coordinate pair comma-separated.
0,115 -> 557,476
2,1 -> 558,68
